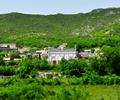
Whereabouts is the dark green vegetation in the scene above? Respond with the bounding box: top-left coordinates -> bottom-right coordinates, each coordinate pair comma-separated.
0,8 -> 119,48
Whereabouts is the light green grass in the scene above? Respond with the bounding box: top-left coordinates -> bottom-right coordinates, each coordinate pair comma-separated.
43,85 -> 120,100
83,85 -> 120,100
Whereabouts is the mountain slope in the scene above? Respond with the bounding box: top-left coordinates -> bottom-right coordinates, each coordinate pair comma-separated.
0,8 -> 119,47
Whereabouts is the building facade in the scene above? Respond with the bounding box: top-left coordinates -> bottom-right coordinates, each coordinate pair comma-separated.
48,49 -> 78,64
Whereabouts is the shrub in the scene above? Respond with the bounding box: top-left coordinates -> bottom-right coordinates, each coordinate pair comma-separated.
0,66 -> 16,76
60,59 -> 87,77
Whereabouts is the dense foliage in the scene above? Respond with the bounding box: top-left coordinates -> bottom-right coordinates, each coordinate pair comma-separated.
0,66 -> 16,76
60,59 -> 87,77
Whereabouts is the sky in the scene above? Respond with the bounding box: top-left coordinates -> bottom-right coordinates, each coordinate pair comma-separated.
0,0 -> 120,15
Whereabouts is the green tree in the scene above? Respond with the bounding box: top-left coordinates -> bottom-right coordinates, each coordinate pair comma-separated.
60,59 -> 87,77
99,46 -> 120,75
18,59 -> 35,78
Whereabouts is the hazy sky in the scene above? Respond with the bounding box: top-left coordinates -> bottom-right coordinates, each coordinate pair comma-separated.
0,0 -> 120,15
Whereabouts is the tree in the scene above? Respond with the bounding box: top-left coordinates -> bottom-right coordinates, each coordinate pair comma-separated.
18,59 -> 35,78
89,57 -> 107,75
60,59 -> 87,77
17,59 -> 52,78
99,46 -> 120,75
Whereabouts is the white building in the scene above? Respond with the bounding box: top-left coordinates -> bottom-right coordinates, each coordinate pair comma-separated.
79,48 -> 99,58
48,47 -> 78,64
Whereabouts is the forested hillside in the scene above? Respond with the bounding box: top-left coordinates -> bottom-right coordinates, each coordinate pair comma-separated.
0,8 -> 119,47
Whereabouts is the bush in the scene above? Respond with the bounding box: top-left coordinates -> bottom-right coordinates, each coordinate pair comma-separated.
102,74 -> 120,85
0,66 -> 16,76
17,59 -> 52,78
60,59 -> 87,77
0,81 -> 89,100
17,59 -> 35,78
9,51 -> 20,60
32,59 -> 52,70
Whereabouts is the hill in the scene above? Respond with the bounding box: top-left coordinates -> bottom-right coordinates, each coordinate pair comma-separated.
0,8 -> 120,48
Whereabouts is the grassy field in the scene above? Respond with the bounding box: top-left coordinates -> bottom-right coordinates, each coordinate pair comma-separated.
83,85 -> 120,100
42,85 -> 120,100
0,77 -> 120,100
